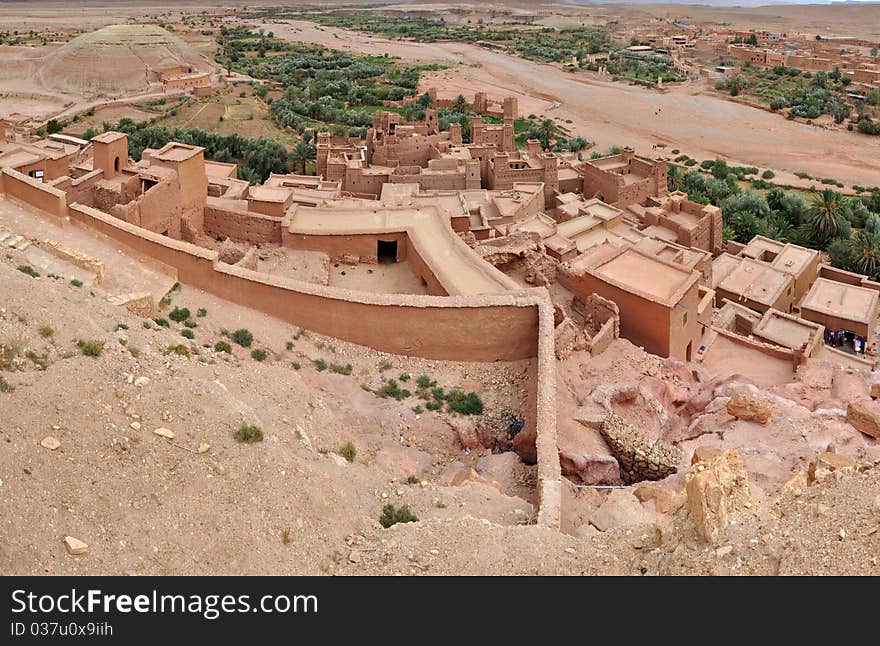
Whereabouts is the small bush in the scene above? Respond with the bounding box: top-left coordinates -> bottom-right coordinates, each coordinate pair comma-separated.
39,325 -> 54,338
286,341 -> 294,350
234,424 -> 264,443
251,348 -> 268,361
379,504 -> 418,528
313,358 -> 327,371
70,278 -> 83,288
374,379 -> 410,400
330,363 -> 352,375
291,361 -> 301,370
168,344 -> 189,356
445,389 -> 484,415
17,265 -> 39,278
184,320 -> 197,328
399,373 -> 411,382
77,339 -> 102,357
197,308 -> 207,317
411,405 -> 423,414
115,323 -> 128,331
340,441 -> 357,462
762,170 -> 775,180
416,375 -> 436,389
406,475 -> 421,484
425,399 -> 442,411
231,328 -> 253,347
153,317 -> 169,327
169,306 -> 190,322
181,328 -> 195,339
378,359 -> 392,371
0,376 -> 13,393
214,340 -> 232,353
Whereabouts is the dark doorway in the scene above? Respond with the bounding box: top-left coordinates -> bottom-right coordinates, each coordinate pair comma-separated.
377,239 -> 397,264
685,341 -> 692,362
114,156 -> 120,172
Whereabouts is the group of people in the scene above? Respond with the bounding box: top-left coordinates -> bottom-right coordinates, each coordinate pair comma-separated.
825,329 -> 871,356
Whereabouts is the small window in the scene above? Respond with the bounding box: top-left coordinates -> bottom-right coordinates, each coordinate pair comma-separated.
683,312 -> 688,325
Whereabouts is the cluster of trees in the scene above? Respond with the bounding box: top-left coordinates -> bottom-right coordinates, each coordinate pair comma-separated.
221,34 -> 423,137
669,162 -> 880,275
522,118 -> 588,152
87,119 -> 291,183
597,52 -> 685,87
248,10 -> 611,65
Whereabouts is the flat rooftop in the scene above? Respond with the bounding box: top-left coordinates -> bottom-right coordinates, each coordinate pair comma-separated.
753,309 -> 822,350
713,254 -> 792,307
153,142 -> 203,162
92,131 -> 126,144
584,243 -> 700,306
801,277 -> 879,325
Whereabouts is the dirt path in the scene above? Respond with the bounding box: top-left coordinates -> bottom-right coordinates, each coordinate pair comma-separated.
266,19 -> 880,190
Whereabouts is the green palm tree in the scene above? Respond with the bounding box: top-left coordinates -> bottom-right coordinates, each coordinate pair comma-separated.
809,188 -> 843,241
452,94 -> 469,113
852,229 -> 880,280
536,119 -> 556,149
291,141 -> 316,175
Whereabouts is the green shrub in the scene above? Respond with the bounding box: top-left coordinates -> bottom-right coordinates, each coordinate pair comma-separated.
70,278 -> 83,288
77,339 -> 102,357
114,323 -> 128,331
411,405 -> 423,414
169,307 -> 190,322
39,325 -> 54,338
214,340 -> 232,353
330,363 -> 352,375
153,317 -> 169,327
379,504 -> 418,528
286,341 -> 294,350
762,170 -> 775,180
406,475 -> 421,484
445,389 -> 484,415
168,344 -> 189,356
340,441 -> 357,462
416,375 -> 436,389
378,359 -> 392,371
251,348 -> 268,361
181,328 -> 195,339
17,265 -> 39,278
292,361 -> 301,370
313,358 -> 327,371
0,376 -> 13,393
374,379 -> 410,400
399,373 -> 411,382
197,308 -> 207,317
234,424 -> 264,443
231,328 -> 253,347
425,399 -> 442,411
184,320 -> 197,328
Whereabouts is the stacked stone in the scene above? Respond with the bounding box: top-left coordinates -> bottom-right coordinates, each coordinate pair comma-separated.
600,413 -> 681,484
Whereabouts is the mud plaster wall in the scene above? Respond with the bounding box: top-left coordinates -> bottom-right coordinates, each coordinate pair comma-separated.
1,168 -> 67,218
204,205 -> 281,245
534,299 -> 561,528
66,202 -> 540,360
560,269 -> 675,358
713,326 -> 799,362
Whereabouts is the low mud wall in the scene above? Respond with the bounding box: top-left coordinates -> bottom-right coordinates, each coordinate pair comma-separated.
1,168 -> 67,218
